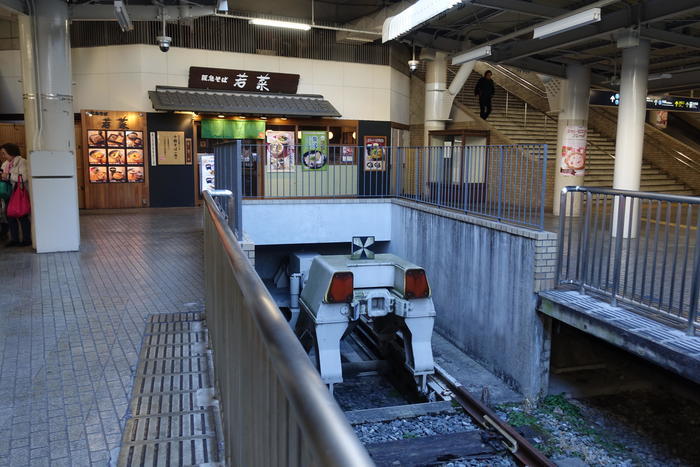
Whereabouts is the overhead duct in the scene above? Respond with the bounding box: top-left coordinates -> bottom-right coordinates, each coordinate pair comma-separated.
424,50 -> 475,143
335,1 -> 411,44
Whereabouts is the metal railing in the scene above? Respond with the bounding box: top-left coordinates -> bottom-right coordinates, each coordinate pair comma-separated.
203,190 -> 374,466
556,186 -> 700,335
214,141 -> 549,230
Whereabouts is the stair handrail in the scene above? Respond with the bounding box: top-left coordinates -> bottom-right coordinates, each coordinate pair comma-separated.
595,108 -> 700,175
450,67 -> 615,161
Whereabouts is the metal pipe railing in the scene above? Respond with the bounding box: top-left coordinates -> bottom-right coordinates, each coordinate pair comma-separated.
556,186 -> 700,335
203,190 -> 374,466
217,143 -> 548,230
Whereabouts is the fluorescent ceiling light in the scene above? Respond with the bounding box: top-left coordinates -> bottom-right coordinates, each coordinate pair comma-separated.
114,0 -> 133,32
533,8 -> 601,39
216,0 -> 228,13
451,45 -> 491,66
250,18 -> 311,31
382,0 -> 462,43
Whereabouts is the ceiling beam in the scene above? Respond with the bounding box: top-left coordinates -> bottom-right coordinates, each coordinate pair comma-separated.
0,0 -> 27,15
640,27 -> 700,50
488,0 -> 700,63
648,70 -> 700,92
410,30 -> 465,52
70,4 -> 213,21
470,0 -> 567,18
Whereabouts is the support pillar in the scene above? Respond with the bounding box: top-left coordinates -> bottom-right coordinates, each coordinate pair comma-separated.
612,40 -> 650,238
424,52 -> 448,146
553,64 -> 590,216
18,0 -> 80,252
613,40 -> 649,192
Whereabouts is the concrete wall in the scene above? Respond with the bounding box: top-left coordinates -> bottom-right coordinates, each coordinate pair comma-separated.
0,46 -> 410,123
242,199 -> 392,246
388,199 -> 556,399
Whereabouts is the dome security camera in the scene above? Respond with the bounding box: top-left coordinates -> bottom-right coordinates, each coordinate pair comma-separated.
156,35 -> 172,52
408,59 -> 420,72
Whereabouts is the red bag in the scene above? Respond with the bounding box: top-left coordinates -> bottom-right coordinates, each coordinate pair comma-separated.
7,175 -> 30,218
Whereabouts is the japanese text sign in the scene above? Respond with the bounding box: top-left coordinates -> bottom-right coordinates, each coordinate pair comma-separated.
188,67 -> 299,94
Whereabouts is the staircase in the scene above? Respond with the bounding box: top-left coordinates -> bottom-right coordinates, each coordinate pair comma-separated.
456,72 -> 695,196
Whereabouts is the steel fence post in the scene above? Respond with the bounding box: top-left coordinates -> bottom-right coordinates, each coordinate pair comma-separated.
540,144 -> 548,229
234,140 -> 243,240
610,195 -> 627,307
497,146 -> 504,220
579,191 -> 592,293
687,221 -> 700,335
555,187 -> 568,286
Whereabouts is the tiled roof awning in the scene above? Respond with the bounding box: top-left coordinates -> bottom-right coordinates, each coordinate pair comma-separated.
148,86 -> 341,118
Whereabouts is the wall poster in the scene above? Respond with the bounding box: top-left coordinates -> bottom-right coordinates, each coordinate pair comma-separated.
86,124 -> 145,184
364,136 -> 387,172
559,125 -> 587,176
157,131 -> 186,165
301,131 -> 328,171
265,130 -> 295,173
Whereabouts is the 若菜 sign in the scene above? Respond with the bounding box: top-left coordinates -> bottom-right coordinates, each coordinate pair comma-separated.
85,111 -> 146,184
590,90 -> 700,112
363,136 -> 387,172
188,66 -> 300,94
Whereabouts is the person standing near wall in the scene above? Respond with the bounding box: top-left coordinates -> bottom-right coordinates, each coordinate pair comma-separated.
474,70 -> 495,120
0,143 -> 31,247
0,149 -> 8,241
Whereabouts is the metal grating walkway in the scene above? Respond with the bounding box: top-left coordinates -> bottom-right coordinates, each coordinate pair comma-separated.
117,312 -> 224,466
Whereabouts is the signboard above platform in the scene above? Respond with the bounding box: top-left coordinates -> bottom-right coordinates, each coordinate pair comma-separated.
590,90 -> 700,112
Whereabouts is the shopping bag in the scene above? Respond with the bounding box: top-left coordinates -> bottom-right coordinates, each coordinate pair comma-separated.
7,175 -> 30,218
0,181 -> 11,201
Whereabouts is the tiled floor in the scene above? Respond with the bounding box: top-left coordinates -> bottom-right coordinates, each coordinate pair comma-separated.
0,208 -> 204,467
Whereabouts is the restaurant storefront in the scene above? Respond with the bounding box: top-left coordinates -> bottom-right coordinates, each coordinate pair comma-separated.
73,65 -> 400,208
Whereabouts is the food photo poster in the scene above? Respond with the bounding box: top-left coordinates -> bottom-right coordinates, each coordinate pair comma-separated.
301,131 -> 329,171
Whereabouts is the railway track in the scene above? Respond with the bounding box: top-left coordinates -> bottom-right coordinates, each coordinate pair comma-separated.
337,321 -> 555,467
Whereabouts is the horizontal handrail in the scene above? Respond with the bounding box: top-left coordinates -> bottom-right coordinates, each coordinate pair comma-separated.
561,185 -> 700,204
203,190 -> 373,466
556,186 -> 700,336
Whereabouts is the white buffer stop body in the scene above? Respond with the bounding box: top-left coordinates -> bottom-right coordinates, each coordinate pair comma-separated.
297,253 -> 436,389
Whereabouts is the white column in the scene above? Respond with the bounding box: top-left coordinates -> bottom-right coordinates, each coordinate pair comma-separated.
613,40 -> 650,192
18,0 -> 80,252
424,52 -> 448,146
612,40 -> 650,238
553,64 -> 590,216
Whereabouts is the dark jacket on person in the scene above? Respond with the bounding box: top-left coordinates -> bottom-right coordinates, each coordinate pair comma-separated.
474,77 -> 495,100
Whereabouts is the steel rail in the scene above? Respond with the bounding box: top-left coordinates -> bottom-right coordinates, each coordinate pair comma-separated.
434,364 -> 556,467
203,190 -> 374,467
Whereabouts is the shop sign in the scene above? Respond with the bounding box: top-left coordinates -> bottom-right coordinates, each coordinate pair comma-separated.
590,90 -> 700,112
266,130 -> 295,173
363,136 -> 387,172
301,131 -> 328,171
560,125 -> 587,177
189,66 -> 300,94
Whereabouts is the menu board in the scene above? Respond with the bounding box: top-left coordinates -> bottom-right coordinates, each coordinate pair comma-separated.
300,131 -> 328,171
363,136 -> 387,172
87,129 -> 145,183
157,131 -> 186,165
266,130 -> 295,173
199,154 -> 215,193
